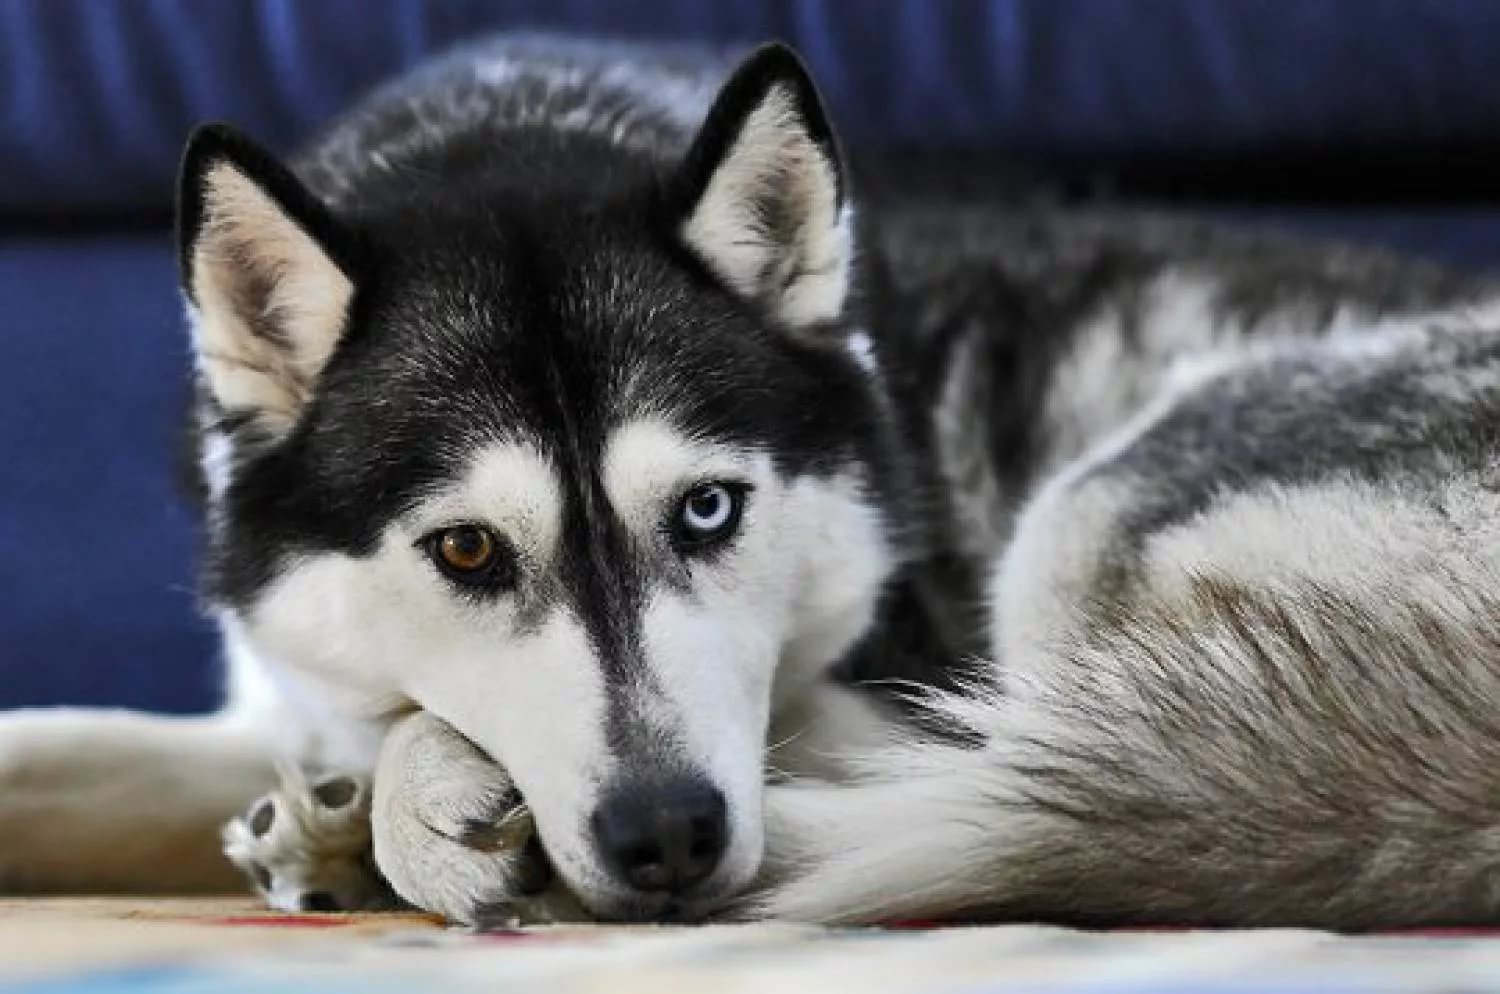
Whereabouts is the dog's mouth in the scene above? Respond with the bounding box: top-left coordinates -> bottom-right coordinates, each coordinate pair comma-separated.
460,787 -> 736,926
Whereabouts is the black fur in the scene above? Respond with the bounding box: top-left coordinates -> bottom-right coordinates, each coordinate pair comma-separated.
168,37 -> 1500,927
671,43 -> 845,227
188,38 -> 1499,718
178,123 -> 364,297
185,44 -> 912,735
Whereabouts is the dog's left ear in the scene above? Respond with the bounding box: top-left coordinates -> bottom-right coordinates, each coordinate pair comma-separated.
675,44 -> 852,330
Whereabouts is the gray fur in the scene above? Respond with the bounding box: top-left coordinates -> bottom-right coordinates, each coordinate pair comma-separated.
10,37 -> 1500,930
759,209 -> 1500,927
291,41 -> 1500,927
847,207 -> 1498,693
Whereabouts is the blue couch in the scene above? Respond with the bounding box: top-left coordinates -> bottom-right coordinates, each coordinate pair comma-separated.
5,0 -> 1500,713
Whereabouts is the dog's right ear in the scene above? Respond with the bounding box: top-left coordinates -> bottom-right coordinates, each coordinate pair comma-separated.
178,124 -> 358,437
674,44 -> 852,332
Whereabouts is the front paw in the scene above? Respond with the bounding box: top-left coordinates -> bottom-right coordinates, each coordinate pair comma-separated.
223,767 -> 396,913
371,711 -> 586,926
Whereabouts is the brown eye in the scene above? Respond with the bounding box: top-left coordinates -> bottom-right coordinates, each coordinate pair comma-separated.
425,525 -> 517,594
438,526 -> 496,572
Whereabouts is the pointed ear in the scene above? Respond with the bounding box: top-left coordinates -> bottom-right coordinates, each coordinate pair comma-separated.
177,124 -> 357,436
675,44 -> 852,329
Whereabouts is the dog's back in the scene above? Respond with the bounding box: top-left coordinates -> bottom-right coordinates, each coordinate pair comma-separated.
762,212 -> 1500,926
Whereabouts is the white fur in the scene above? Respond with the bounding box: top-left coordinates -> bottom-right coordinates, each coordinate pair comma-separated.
231,421 -> 893,914
602,419 -> 759,534
601,419 -> 896,894
371,710 -> 588,924
188,163 -> 352,432
756,726 -> 1045,923
1144,473 -> 1500,617
0,710 -> 278,894
222,765 -> 385,912
637,589 -> 773,894
774,471 -> 895,694
405,606 -> 615,901
236,440 -> 615,901
417,441 -> 565,568
846,329 -> 878,374
197,427 -> 235,504
681,84 -> 851,327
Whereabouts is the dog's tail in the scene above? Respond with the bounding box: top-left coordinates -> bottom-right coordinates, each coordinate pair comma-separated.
753,576 -> 1500,927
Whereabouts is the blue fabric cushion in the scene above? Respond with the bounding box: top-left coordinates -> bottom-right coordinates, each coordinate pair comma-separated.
0,236 -> 220,712
5,0 -> 1500,216
4,211 -> 1500,712
6,0 -> 1500,712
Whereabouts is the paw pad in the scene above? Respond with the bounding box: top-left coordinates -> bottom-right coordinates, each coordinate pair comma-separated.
313,776 -> 358,809
249,799 -> 275,836
223,768 -> 394,914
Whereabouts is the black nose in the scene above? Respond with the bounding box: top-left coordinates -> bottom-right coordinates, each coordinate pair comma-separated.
592,780 -> 728,894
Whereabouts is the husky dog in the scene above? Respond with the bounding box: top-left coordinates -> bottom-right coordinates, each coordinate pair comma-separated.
6,35 -> 1500,928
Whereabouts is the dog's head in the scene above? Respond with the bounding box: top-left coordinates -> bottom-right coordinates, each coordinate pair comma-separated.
180,44 -> 901,919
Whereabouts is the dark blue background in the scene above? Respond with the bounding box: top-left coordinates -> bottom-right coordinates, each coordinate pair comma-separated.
4,0 -> 1500,713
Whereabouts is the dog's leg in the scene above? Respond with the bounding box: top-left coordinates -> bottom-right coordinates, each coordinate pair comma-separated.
369,710 -> 586,925
229,709 -> 584,923
0,708 -> 279,893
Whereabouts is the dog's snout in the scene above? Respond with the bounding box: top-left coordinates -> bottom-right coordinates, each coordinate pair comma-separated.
591,780 -> 728,895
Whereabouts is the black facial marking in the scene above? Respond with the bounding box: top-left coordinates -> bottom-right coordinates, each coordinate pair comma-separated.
185,46 -> 918,802
194,41 -> 899,613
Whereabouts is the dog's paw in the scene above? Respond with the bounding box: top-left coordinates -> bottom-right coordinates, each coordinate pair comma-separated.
222,767 -> 396,913
371,710 -> 587,926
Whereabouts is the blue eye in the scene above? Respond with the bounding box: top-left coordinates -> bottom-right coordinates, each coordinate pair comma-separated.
674,482 -> 745,549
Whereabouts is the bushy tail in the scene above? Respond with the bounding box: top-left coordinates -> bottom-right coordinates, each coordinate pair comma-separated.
753,576 -> 1500,927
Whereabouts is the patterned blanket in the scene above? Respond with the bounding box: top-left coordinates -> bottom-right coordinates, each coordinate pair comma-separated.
5,898 -> 1500,993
